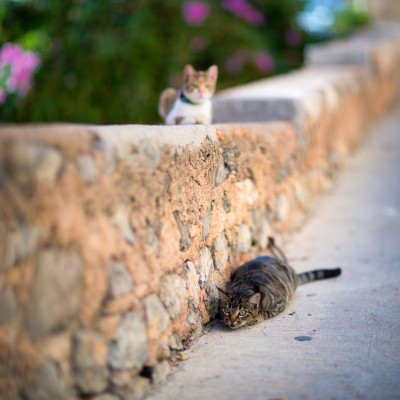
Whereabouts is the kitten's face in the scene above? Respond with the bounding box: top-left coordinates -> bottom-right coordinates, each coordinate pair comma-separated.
217,287 -> 260,329
183,64 -> 218,104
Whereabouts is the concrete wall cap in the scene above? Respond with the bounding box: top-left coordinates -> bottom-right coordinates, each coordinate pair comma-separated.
213,67 -> 364,126
89,124 -> 217,153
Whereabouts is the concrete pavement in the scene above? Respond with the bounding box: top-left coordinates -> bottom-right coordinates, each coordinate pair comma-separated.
146,96 -> 400,400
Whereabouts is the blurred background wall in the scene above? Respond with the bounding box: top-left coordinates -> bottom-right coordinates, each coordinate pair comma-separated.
368,0 -> 400,22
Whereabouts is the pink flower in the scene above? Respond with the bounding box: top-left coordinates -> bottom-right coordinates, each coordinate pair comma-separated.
182,1 -> 210,26
0,42 -> 41,100
255,51 -> 274,74
243,8 -> 264,26
0,43 -> 23,65
222,0 -> 265,26
222,0 -> 248,16
285,29 -> 302,47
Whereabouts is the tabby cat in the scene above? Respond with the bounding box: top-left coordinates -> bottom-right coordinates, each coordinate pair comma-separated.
158,64 -> 218,125
217,238 -> 341,329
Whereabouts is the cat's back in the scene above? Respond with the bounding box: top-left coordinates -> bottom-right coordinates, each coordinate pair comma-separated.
231,256 -> 297,295
158,88 -> 180,119
229,256 -> 297,319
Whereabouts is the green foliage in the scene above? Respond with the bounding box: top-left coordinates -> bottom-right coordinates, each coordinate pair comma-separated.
333,6 -> 372,37
0,0 -> 311,124
0,64 -> 11,89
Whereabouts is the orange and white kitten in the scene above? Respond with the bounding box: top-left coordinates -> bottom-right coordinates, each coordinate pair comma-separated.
158,64 -> 218,125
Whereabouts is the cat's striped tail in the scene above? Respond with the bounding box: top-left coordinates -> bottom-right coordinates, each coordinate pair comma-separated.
296,268 -> 342,285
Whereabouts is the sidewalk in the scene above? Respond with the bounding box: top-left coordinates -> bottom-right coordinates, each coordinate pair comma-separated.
146,96 -> 400,400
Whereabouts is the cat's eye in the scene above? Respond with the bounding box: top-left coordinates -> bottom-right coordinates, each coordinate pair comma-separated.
192,84 -> 199,89
238,310 -> 247,316
223,307 -> 230,314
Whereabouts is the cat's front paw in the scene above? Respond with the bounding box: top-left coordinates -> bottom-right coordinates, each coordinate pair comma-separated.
196,115 -> 211,125
178,116 -> 198,125
247,315 -> 264,326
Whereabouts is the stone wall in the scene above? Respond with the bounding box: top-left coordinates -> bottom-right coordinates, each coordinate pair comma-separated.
368,0 -> 400,22
0,25 -> 399,400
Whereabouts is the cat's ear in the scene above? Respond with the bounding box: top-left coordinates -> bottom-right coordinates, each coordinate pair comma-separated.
247,293 -> 261,306
207,65 -> 218,81
184,64 -> 196,81
216,286 -> 229,299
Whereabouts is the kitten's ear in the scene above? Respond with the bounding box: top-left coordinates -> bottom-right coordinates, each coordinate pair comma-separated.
216,286 -> 229,299
184,64 -> 196,81
247,293 -> 261,306
207,65 -> 218,81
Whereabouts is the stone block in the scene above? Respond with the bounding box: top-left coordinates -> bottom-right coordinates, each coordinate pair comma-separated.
94,314 -> 121,340
92,394 -> 120,400
222,191 -> 231,213
184,261 -> 201,327
22,359 -> 66,400
143,293 -> 170,333
146,225 -> 161,258
173,211 -> 192,252
108,260 -> 133,298
108,311 -> 149,371
111,205 -> 135,245
75,154 -> 98,184
111,372 -> 151,400
41,333 -> 71,364
73,330 -> 109,394
235,179 -> 259,206
238,224 -> 251,253
27,247 -> 83,342
168,333 -> 183,351
201,203 -> 212,241
151,360 -> 171,385
159,274 -> 187,321
184,261 -> 200,308
0,223 -> 42,273
5,141 -> 64,196
211,234 -> 228,273
197,251 -> 220,315
0,287 -> 17,324
157,342 -> 171,360
214,157 -> 227,186
197,247 -> 214,292
91,134 -> 118,175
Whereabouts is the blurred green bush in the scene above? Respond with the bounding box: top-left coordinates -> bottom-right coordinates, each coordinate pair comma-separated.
333,5 -> 371,37
1,0 -> 312,124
